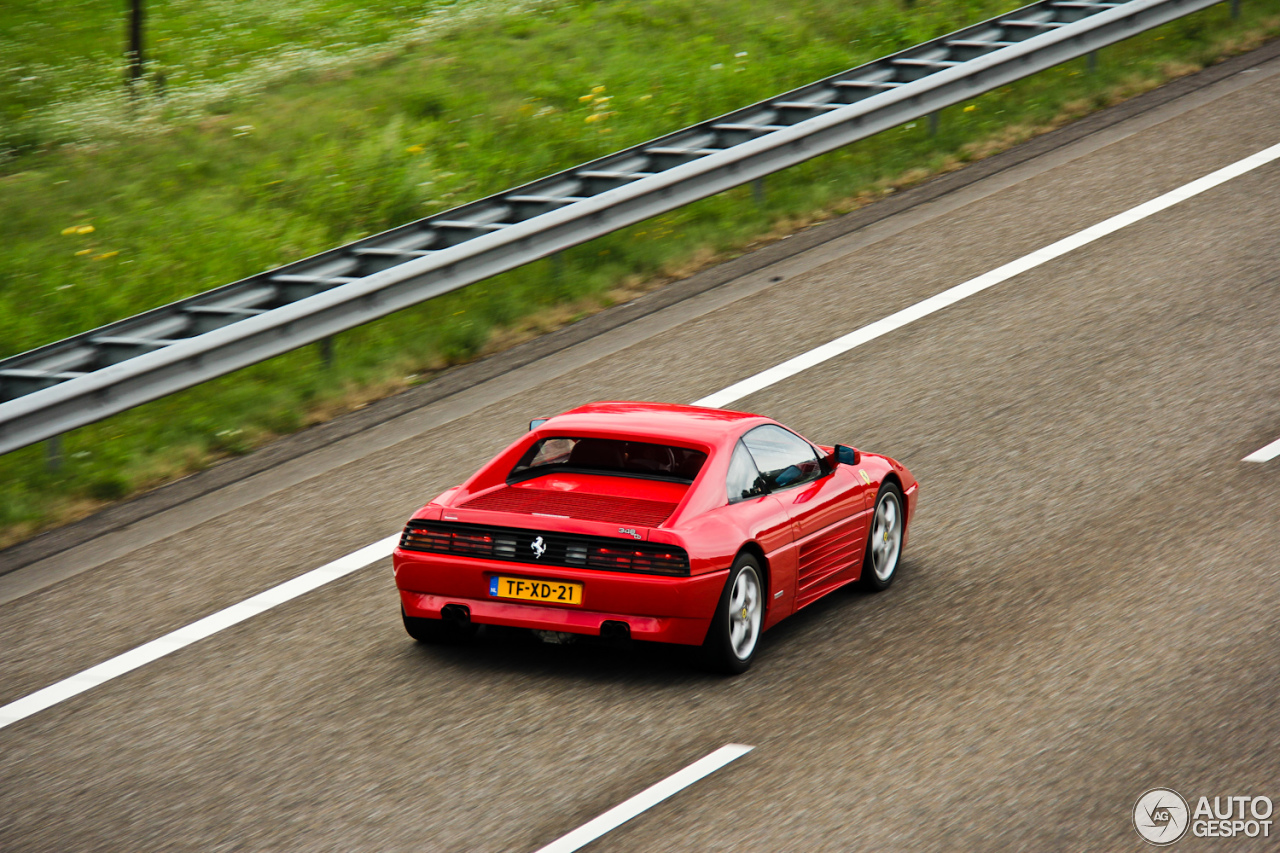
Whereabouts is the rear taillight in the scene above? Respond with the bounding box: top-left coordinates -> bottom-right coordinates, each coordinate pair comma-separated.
399,521 -> 689,576
586,546 -> 687,576
400,527 -> 451,552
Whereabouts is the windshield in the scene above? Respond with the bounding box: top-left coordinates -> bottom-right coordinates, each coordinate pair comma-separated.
511,437 -> 707,483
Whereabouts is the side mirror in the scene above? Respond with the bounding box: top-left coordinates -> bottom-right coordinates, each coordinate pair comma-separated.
834,444 -> 859,465
529,418 -> 549,431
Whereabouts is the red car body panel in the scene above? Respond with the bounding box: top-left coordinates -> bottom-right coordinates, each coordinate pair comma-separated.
393,402 -> 918,646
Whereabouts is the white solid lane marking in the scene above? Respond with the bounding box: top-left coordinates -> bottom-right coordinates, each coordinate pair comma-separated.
0,534 -> 400,729
5,142 -> 1280,732
1243,437 -> 1280,462
532,744 -> 754,853
695,141 -> 1280,409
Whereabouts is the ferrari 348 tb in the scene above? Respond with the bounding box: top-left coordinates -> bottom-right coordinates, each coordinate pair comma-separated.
393,402 -> 917,672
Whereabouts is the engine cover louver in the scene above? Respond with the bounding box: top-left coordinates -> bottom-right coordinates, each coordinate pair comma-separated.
461,486 -> 678,528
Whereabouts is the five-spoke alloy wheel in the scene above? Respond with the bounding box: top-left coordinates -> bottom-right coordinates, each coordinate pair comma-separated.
861,482 -> 904,591
702,553 -> 764,674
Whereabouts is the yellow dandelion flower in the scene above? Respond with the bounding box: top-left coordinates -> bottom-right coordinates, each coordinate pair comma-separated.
94,251 -> 119,261
406,144 -> 425,154
77,225 -> 95,234
963,105 -> 977,112
639,94 -> 653,101
585,113 -> 606,123
579,94 -> 593,103
61,226 -> 78,236
592,86 -> 606,95
75,249 -> 92,256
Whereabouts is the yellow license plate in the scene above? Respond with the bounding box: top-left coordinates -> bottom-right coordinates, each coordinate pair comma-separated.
489,575 -> 583,605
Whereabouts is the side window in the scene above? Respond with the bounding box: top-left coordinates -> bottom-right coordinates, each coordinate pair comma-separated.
726,441 -> 766,503
524,438 -> 575,468
742,425 -> 822,491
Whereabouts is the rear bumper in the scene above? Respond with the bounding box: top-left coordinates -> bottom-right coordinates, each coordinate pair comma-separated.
400,590 -> 712,645
394,548 -> 727,646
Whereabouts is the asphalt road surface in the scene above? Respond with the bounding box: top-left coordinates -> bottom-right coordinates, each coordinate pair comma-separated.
3,42 -> 1280,852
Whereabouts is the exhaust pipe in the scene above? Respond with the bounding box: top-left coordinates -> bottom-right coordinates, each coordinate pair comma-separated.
441,604 -> 471,625
600,620 -> 631,643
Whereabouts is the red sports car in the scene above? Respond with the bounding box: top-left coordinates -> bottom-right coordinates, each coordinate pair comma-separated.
393,402 -> 918,672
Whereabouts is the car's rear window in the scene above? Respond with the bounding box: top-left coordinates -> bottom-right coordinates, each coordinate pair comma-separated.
511,437 -> 707,483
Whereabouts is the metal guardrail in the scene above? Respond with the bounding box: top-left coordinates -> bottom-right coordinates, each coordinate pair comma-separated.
0,0 -> 1226,454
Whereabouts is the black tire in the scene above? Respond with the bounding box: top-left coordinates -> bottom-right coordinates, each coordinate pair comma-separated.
860,482 -> 904,592
700,553 -> 765,674
402,606 -> 476,644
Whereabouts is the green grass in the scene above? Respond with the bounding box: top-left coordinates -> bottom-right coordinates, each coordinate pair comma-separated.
0,0 -> 525,147
2,0 -> 1279,545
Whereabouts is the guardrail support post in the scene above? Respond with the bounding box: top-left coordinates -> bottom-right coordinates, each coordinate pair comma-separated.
929,111 -> 940,136
318,336 -> 334,369
46,435 -> 63,473
1088,49 -> 1099,73
752,177 -> 766,205
1231,0 -> 1241,18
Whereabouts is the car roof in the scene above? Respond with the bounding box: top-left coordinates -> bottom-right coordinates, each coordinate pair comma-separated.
537,401 -> 769,446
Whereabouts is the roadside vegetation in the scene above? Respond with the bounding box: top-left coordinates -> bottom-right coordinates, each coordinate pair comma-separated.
2,0 -> 1278,546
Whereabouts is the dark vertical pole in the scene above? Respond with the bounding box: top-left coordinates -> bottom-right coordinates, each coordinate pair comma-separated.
46,435 -> 63,473
318,336 -> 335,368
928,111 -> 940,136
126,0 -> 145,98
549,251 -> 567,302
752,177 -> 766,205
1087,50 -> 1098,74
1231,0 -> 1241,19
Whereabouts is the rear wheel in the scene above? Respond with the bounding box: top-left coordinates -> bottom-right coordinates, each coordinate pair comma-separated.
700,553 -> 764,674
860,483 -> 904,592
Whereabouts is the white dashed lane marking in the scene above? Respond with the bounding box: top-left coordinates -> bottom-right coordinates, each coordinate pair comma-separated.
1243,436 -> 1280,463
0,535 -> 400,729
532,744 -> 754,853
694,141 -> 1280,410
